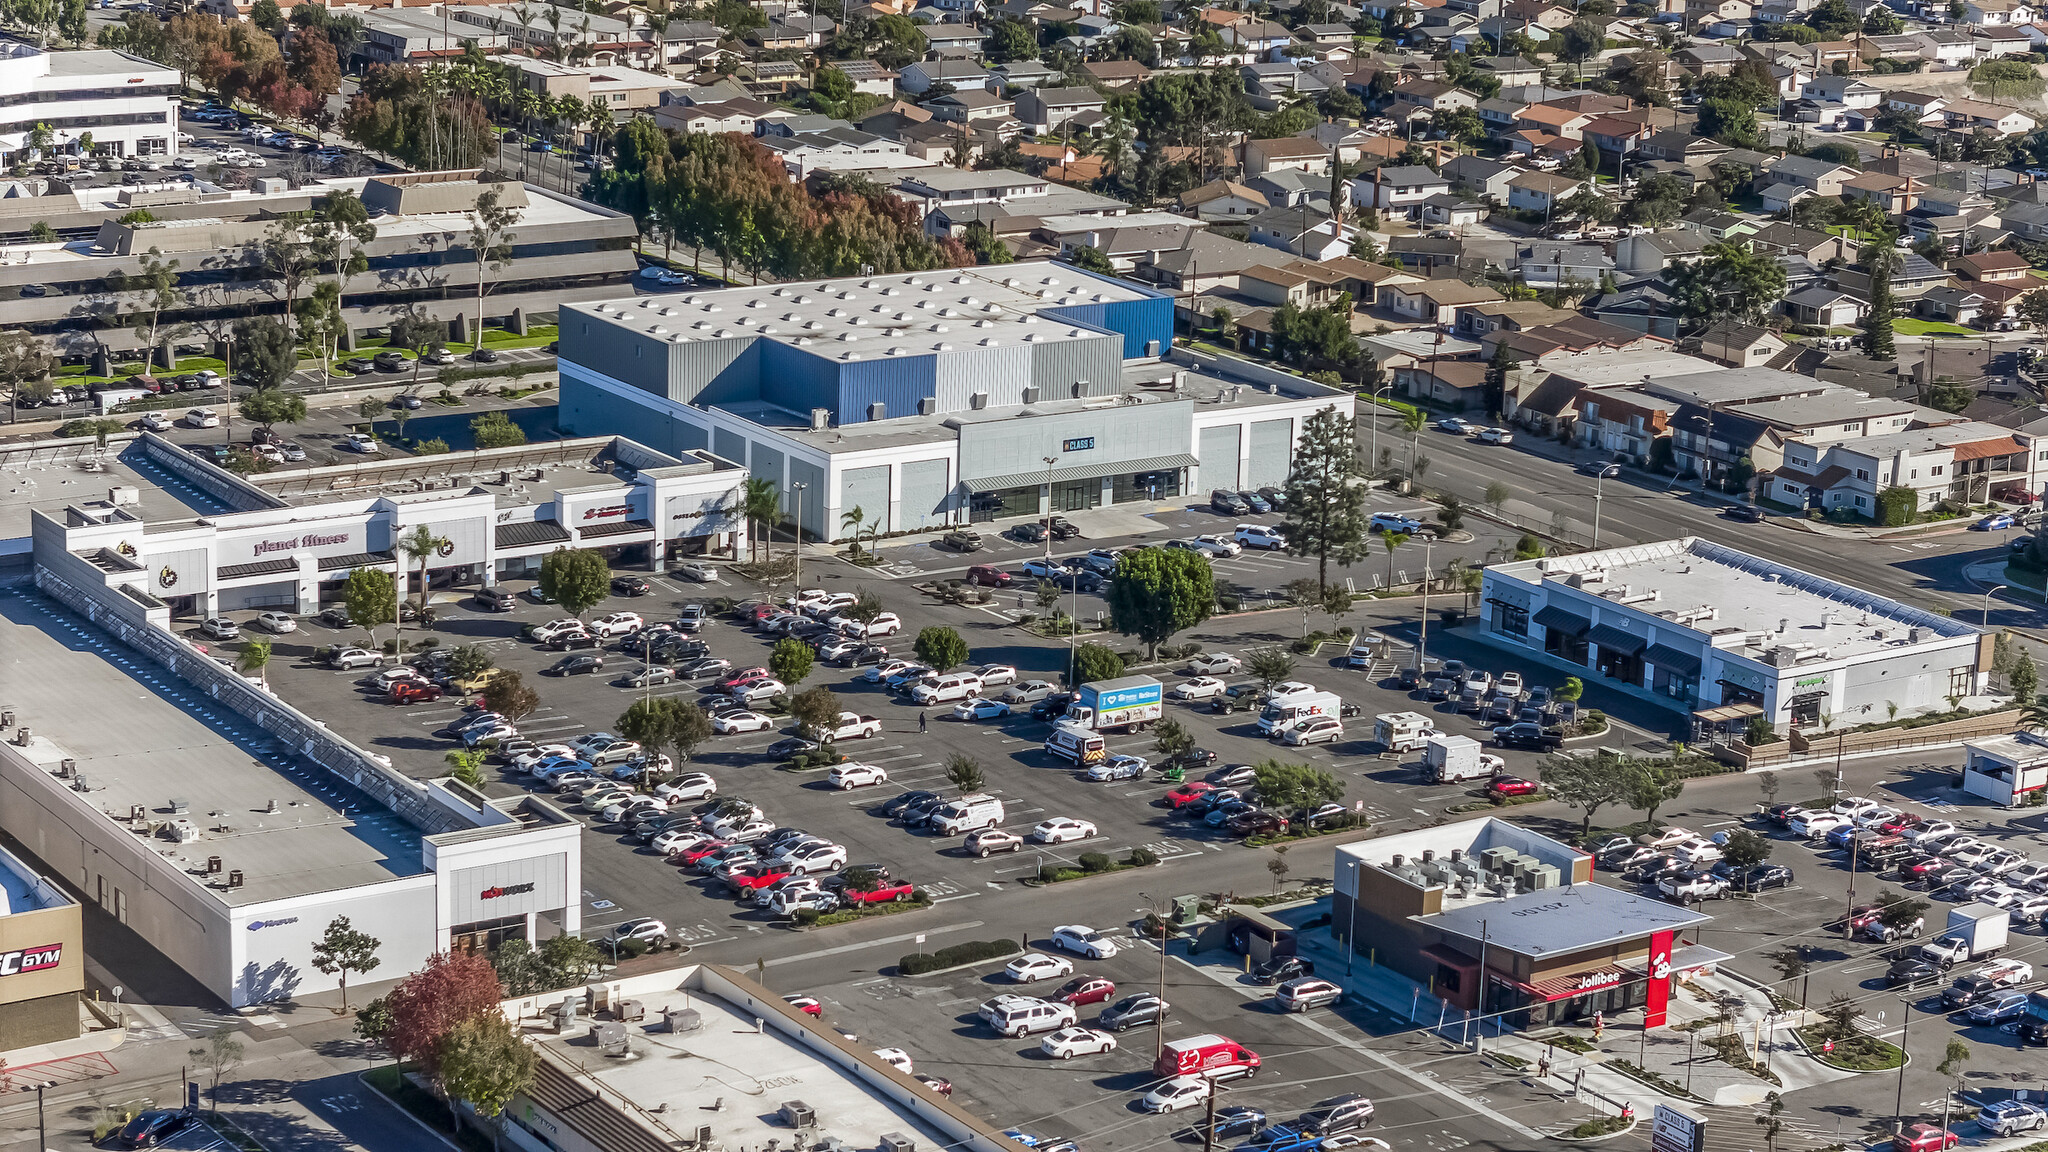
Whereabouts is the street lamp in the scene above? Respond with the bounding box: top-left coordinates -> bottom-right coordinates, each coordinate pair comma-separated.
20,1079 -> 55,1152
1982,584 -> 2007,627
1139,891 -> 1169,1060
1416,535 -> 1435,671
1591,469 -> 1609,549
791,481 -> 808,591
1367,384 -> 1393,486
1042,455 -> 1057,565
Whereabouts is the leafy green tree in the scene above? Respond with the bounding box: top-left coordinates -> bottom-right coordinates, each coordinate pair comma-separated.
2012,650 -> 2039,703
1152,716 -> 1195,760
0,329 -> 50,424
1721,829 -> 1773,869
913,625 -> 970,672
788,685 -> 842,734
234,316 -> 298,390
483,670 -> 542,722
1279,405 -> 1370,591
437,1012 -> 537,1145
1539,750 -> 1633,833
240,387 -> 307,436
1107,546 -> 1215,658
945,752 -> 984,793
471,409 -> 527,449
1246,648 -> 1297,691
1624,761 -> 1685,825
1557,17 -> 1605,76
1251,759 -> 1345,819
1972,59 -> 2046,103
236,637 -> 272,687
1807,141 -> 1862,170
1073,642 -> 1125,685
1862,243 -> 1898,359
769,636 -> 815,686
1557,676 -> 1584,702
444,748 -> 486,790
1697,97 -> 1761,147
537,547 -> 609,619
396,523 -> 451,620
1069,245 -> 1115,274
343,566 -> 397,647
310,915 -> 383,1010
466,188 -> 521,354
444,644 -> 494,686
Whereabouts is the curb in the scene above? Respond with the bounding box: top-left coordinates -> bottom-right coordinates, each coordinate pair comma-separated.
894,955 -> 1020,979
1548,1116 -> 1641,1143
356,1070 -> 466,1152
1789,1028 -> 1911,1074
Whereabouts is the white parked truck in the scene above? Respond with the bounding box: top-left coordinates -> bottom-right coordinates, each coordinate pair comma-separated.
1373,711 -> 1439,754
1422,734 -> 1490,782
1922,903 -> 2009,966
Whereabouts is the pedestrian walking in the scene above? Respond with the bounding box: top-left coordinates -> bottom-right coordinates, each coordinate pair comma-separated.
1536,1056 -> 1551,1080
919,711 -> 928,734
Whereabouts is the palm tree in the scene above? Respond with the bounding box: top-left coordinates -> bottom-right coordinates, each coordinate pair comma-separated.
444,748 -> 487,789
742,477 -> 781,563
840,504 -> 866,554
237,637 -> 272,688
1400,406 -> 1426,487
1382,531 -> 1408,590
396,524 -> 452,621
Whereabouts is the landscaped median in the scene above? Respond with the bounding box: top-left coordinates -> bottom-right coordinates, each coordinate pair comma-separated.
793,889 -> 932,929
897,937 -> 1022,976
1794,1025 -> 1906,1072
1024,847 -> 1159,885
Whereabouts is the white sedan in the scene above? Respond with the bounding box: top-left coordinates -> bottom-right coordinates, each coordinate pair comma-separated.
1051,925 -> 1121,959
952,697 -> 1012,721
511,744 -> 578,774
1172,676 -> 1229,701
653,829 -> 714,856
1181,535 -> 1243,558
1031,817 -> 1097,844
829,762 -> 889,790
254,611 -> 297,633
713,710 -> 774,734
872,1048 -> 913,1074
1188,653 -> 1242,675
1041,1028 -> 1118,1060
974,664 -> 1019,687
1141,1076 -> 1213,1113
1004,952 -> 1074,983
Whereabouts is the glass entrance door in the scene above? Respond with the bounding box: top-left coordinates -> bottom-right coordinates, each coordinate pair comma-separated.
1054,479 -> 1100,513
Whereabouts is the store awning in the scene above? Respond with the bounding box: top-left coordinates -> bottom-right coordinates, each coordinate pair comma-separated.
216,558 -> 298,581
317,550 -> 396,572
1588,624 -> 1645,655
1508,965 -> 1636,1002
963,453 -> 1199,493
1644,644 -> 1702,677
1533,605 -> 1590,637
496,521 -> 572,549
1693,701 -> 1763,723
579,519 -> 655,539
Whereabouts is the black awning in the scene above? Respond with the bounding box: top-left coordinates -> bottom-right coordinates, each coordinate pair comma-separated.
496,521 -> 573,549
216,558 -> 297,581
1788,690 -> 1829,705
1588,624 -> 1646,656
317,550 -> 396,572
1533,604 -> 1590,636
1645,643 -> 1702,677
580,519 -> 655,539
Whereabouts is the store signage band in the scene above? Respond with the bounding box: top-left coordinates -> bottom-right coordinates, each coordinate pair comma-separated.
0,943 -> 62,976
1063,437 -> 1095,452
581,505 -> 632,521
247,917 -> 299,932
253,531 -> 350,558
482,882 -> 536,900
1571,970 -> 1622,992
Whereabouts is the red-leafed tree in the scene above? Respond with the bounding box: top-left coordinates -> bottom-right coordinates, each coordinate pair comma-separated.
286,32 -> 342,109
384,950 -> 503,1082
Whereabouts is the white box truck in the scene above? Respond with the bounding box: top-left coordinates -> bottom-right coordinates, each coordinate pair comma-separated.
1373,711 -> 1439,754
1423,734 -> 1490,782
1922,903 -> 2009,966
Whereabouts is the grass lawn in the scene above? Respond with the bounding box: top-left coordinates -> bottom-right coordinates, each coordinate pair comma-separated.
2032,269 -> 2048,281
1796,1027 -> 1905,1071
1893,318 -> 1975,337
317,326 -> 559,373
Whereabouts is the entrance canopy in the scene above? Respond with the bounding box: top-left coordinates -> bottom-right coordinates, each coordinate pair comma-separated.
963,453 -> 1198,492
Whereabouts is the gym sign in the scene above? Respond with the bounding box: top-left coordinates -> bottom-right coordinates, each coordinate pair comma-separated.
0,943 -> 62,977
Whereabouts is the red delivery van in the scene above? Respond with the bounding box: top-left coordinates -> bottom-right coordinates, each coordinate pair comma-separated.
1153,1034 -> 1260,1081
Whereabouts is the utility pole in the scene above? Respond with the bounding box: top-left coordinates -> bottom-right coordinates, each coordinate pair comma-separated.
1417,535 -> 1434,671
791,480 -> 807,591
1042,455 -> 1057,565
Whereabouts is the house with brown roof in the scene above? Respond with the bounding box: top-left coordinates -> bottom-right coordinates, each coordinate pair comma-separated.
1177,180 -> 1271,220
1840,171 -> 1918,215
1699,322 -> 1788,368
1393,78 -> 1478,114
1394,359 -> 1491,411
1243,136 -> 1333,175
1378,277 -> 1507,324
1080,59 -> 1152,87
1581,115 -> 1650,158
1516,103 -> 1596,140
1954,250 -> 2034,283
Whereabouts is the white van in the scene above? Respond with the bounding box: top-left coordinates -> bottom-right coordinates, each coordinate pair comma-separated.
1045,724 -> 1107,765
1372,711 -> 1439,753
1258,690 -> 1343,736
929,793 -> 1004,835
910,671 -> 983,705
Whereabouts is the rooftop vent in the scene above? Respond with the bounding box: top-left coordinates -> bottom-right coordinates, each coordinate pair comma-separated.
917,397 -> 937,415
964,296 -> 980,306
868,402 -> 886,422
934,342 -> 953,351
980,337 -> 1001,346
810,408 -> 831,431
648,326 -> 666,335
886,346 -> 906,356
908,276 -> 924,286
969,392 -> 988,409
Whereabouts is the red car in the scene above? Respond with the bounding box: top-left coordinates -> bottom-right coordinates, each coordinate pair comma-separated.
1052,976 -> 1117,1006
1879,813 -> 1926,836
724,860 -> 793,891
743,602 -> 783,623
714,667 -> 771,692
390,681 -> 444,705
965,565 -> 1012,587
783,995 -> 823,1017
1165,782 -> 1217,809
1893,1124 -> 1958,1152
677,838 -> 734,867
1488,776 -> 1539,798
837,877 -> 916,904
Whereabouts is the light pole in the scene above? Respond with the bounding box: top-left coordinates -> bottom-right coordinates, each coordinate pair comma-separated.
1140,891 -> 1169,1061
1591,469 -> 1608,549
21,1079 -> 54,1152
1894,998 -> 1912,1134
791,481 -> 808,591
1982,584 -> 2006,627
1367,384 -> 1393,485
1041,455 -> 1057,565
1417,535 -> 1435,671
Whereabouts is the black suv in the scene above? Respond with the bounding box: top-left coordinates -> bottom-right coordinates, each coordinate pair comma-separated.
1885,956 -> 1942,988
1943,973 -> 1999,1009
1253,955 -> 1315,984
1030,692 -> 1077,721
1493,723 -> 1563,751
1210,489 -> 1249,515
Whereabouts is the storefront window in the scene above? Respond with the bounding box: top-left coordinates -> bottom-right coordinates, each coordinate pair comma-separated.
1492,604 -> 1528,638
971,485 -> 1039,522
1113,470 -> 1181,504
1651,667 -> 1697,704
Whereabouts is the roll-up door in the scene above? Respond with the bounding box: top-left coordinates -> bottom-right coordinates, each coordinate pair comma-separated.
899,458 -> 952,530
1245,419 -> 1294,489
839,466 -> 890,538
1197,425 -> 1242,492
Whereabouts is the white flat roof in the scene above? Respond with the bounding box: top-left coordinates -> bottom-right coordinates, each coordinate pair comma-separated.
1489,536 -> 1976,663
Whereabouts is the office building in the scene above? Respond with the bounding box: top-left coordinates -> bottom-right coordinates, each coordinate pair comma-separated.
0,44 -> 180,166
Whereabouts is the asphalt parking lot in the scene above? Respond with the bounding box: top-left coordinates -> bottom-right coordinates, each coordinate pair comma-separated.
214,557 -> 1603,952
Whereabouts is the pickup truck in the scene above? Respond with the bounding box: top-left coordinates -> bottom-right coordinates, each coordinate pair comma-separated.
809,711 -> 883,742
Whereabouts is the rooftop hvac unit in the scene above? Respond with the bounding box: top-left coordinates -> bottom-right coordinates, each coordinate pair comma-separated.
868,402 -> 886,422
916,397 -> 936,416
226,869 -> 243,888
129,803 -> 146,822
664,1006 -> 702,1034
780,1101 -> 817,1128
58,757 -> 75,777
1528,864 -> 1560,890
169,797 -> 188,814
810,408 -> 832,431
206,855 -> 222,874
969,392 -> 988,410
615,999 -> 645,1023
1020,385 -> 1040,404
591,1021 -> 630,1056
550,1000 -> 579,1033
108,485 -> 140,506
880,1134 -> 915,1152
695,1127 -> 715,1148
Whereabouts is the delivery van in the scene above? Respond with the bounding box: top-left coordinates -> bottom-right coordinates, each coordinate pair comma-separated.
1045,723 -> 1107,765
1153,1034 -> 1260,1081
1258,690 -> 1344,736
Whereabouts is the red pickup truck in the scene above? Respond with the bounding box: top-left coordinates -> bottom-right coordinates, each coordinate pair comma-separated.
835,878 -> 917,905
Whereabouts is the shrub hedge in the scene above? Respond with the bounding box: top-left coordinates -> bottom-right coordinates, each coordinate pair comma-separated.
897,937 -> 1021,975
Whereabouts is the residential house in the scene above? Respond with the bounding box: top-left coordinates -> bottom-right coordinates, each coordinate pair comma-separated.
1419,193 -> 1489,227
1136,231 -> 1290,293
1387,235 -> 1465,274
1247,169 -> 1331,210
1394,360 -> 1492,411
1393,78 -> 1480,115
1177,180 -> 1272,221
1505,170 -> 1586,214
1674,43 -> 1744,74
1223,17 -> 1296,59
831,60 -> 900,98
1840,171 -> 1919,214
1773,421 -> 2035,516
1882,89 -> 1948,120
1081,59 -> 1151,87
1444,154 -> 1519,200
989,61 -> 1063,93
1764,155 -> 1858,196
1834,251 -> 1951,304
926,89 -> 1018,125
1955,250 -> 2034,284
752,13 -> 838,48
1520,244 -> 1615,288
1458,300 -> 1578,339
1745,222 -> 1852,263
1581,116 -> 1651,159
1357,164 -> 1454,217
1473,55 -> 1547,84
1614,229 -> 1705,276
1013,86 -> 1106,133
1516,103 -> 1596,140
899,59 -> 991,94
1246,206 -> 1359,260
1920,285 -> 1987,323
1478,95 -> 1532,138
1799,74 -> 1881,109
1244,136 -> 1334,176
1503,130 -> 1581,164
1573,388 -> 1672,460
2006,202 -> 2048,243
1637,129 -> 1732,167
1941,98 -> 2038,136
1585,280 -> 1682,338
1961,0 -> 2033,23
1698,321 -> 1788,368
1378,277 -> 1508,324
1782,287 -> 1865,327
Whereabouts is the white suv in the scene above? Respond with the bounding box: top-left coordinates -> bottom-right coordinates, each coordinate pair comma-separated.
1234,524 -> 1285,550
590,611 -> 643,637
